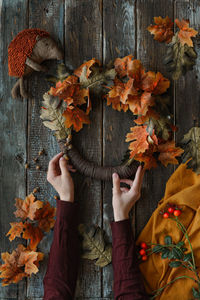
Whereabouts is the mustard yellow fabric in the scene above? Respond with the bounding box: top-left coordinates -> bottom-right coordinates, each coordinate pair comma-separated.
136,160 -> 200,299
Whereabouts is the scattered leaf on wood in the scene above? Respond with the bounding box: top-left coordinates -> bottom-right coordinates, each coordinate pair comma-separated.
147,16 -> 174,44
180,127 -> 200,174
0,244 -> 43,286
14,193 -> 43,221
78,224 -> 112,267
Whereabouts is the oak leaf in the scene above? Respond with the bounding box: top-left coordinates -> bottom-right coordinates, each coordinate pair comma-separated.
147,16 -> 174,44
78,224 -> 112,267
74,58 -> 101,79
40,93 -> 69,140
125,126 -> 150,158
127,91 -> 155,116
175,19 -> 198,47
158,141 -> 184,166
134,151 -> 158,170
163,32 -> 197,80
141,71 -> 170,95
14,193 -> 43,221
180,127 -> 200,174
62,106 -> 90,132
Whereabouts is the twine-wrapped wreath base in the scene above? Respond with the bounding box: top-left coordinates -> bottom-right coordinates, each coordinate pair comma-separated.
58,137 -> 138,181
40,55 -> 185,181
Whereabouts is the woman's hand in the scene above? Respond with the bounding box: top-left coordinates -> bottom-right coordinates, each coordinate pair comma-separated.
112,165 -> 145,222
47,152 -> 76,202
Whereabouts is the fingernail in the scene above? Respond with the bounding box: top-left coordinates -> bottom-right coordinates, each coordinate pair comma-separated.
60,157 -> 65,161
112,173 -> 118,178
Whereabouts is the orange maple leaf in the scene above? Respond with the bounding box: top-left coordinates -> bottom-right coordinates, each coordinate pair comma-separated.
74,58 -> 101,78
14,193 -> 43,221
127,92 -> 155,116
134,108 -> 160,125
141,71 -> 170,95
134,151 -> 158,170
107,77 -> 137,104
62,106 -> 90,132
157,140 -> 184,167
6,222 -> 24,241
0,244 -> 43,286
114,55 -> 134,78
175,18 -> 198,47
126,126 -> 151,158
34,202 -> 56,233
22,222 -> 44,251
147,16 -> 174,44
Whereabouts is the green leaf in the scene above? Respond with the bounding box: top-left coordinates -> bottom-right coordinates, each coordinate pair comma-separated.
152,245 -> 163,253
183,252 -> 193,262
78,224 -> 112,268
169,261 -> 182,268
161,248 -> 170,259
164,235 -> 172,245
171,248 -> 183,260
192,287 -> 200,299
176,241 -> 185,248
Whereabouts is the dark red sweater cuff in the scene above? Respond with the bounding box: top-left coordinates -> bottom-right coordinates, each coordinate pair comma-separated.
110,219 -> 134,241
56,199 -> 79,227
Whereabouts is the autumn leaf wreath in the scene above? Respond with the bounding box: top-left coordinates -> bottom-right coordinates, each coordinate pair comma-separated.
0,17 -> 198,287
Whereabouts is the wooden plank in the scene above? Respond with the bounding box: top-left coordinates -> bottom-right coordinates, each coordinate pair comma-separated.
0,0 -> 28,299
135,0 -> 174,236
26,0 -> 64,298
65,0 -> 103,298
102,0 -> 136,298
174,0 -> 200,143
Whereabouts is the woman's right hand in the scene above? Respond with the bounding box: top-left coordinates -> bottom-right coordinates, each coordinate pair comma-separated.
112,165 -> 145,222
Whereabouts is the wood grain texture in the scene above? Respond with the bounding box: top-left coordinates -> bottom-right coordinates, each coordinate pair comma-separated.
0,0 -> 28,298
26,0 -> 64,298
174,0 -> 200,142
1,0 -> 200,299
65,0 -> 103,298
102,0 -> 136,298
135,0 -> 175,237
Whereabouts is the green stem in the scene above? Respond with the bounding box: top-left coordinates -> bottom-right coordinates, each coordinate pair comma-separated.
151,275 -> 198,299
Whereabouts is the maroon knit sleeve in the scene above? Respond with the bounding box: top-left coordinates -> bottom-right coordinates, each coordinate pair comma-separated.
43,199 -> 80,300
110,219 -> 149,300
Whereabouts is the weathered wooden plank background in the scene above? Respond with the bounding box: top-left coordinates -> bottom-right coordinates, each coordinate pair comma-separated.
0,0 -> 199,299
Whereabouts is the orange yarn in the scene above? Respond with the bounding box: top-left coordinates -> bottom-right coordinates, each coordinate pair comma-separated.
8,28 -> 50,78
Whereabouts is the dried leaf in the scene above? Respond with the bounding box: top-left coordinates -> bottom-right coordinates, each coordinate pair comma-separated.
180,127 -> 200,174
74,58 -> 101,78
78,224 -> 112,267
163,33 -> 197,80
6,222 -> 24,241
141,71 -> 170,95
40,92 -> 69,140
175,18 -> 198,47
158,141 -> 184,166
14,193 -> 43,221
147,16 -> 174,44
126,125 -> 158,158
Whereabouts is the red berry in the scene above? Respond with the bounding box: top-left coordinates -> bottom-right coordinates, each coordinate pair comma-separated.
142,255 -> 148,261
174,209 -> 181,217
140,242 -> 148,249
163,212 -> 169,219
168,207 -> 174,214
139,249 -> 146,256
